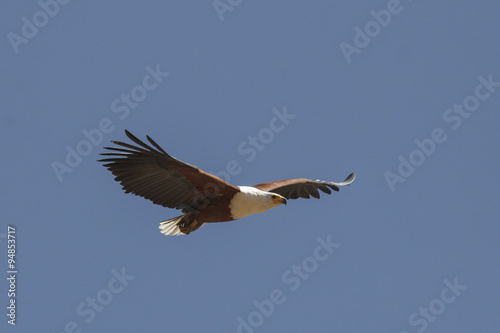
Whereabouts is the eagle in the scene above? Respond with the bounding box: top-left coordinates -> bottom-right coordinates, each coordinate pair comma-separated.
99,130 -> 355,236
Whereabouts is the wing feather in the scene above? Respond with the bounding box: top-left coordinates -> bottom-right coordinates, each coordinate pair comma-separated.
99,130 -> 239,210
253,173 -> 355,200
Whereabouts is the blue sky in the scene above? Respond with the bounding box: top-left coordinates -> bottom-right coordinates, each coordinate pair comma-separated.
1,1 -> 499,332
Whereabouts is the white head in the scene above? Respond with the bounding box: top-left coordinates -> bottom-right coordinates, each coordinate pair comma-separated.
229,186 -> 287,220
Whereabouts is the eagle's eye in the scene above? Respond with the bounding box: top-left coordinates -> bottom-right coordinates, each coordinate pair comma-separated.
271,195 -> 276,199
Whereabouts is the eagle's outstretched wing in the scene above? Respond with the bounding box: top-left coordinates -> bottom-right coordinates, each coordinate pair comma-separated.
252,173 -> 355,200
99,130 -> 239,212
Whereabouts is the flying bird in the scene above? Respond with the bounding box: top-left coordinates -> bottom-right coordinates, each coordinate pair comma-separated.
99,130 -> 355,236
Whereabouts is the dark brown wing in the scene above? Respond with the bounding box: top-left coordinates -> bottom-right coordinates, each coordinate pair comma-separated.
98,130 -> 239,212
253,173 -> 355,200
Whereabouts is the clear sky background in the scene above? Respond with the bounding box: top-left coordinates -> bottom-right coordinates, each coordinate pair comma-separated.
1,1 -> 499,332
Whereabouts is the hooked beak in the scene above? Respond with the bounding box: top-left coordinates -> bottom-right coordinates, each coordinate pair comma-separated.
272,196 -> 287,205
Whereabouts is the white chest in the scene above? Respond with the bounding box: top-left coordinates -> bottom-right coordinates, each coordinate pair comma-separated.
229,186 -> 275,220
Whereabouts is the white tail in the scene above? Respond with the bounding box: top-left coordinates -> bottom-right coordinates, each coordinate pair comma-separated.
159,216 -> 185,236
158,216 -> 206,236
